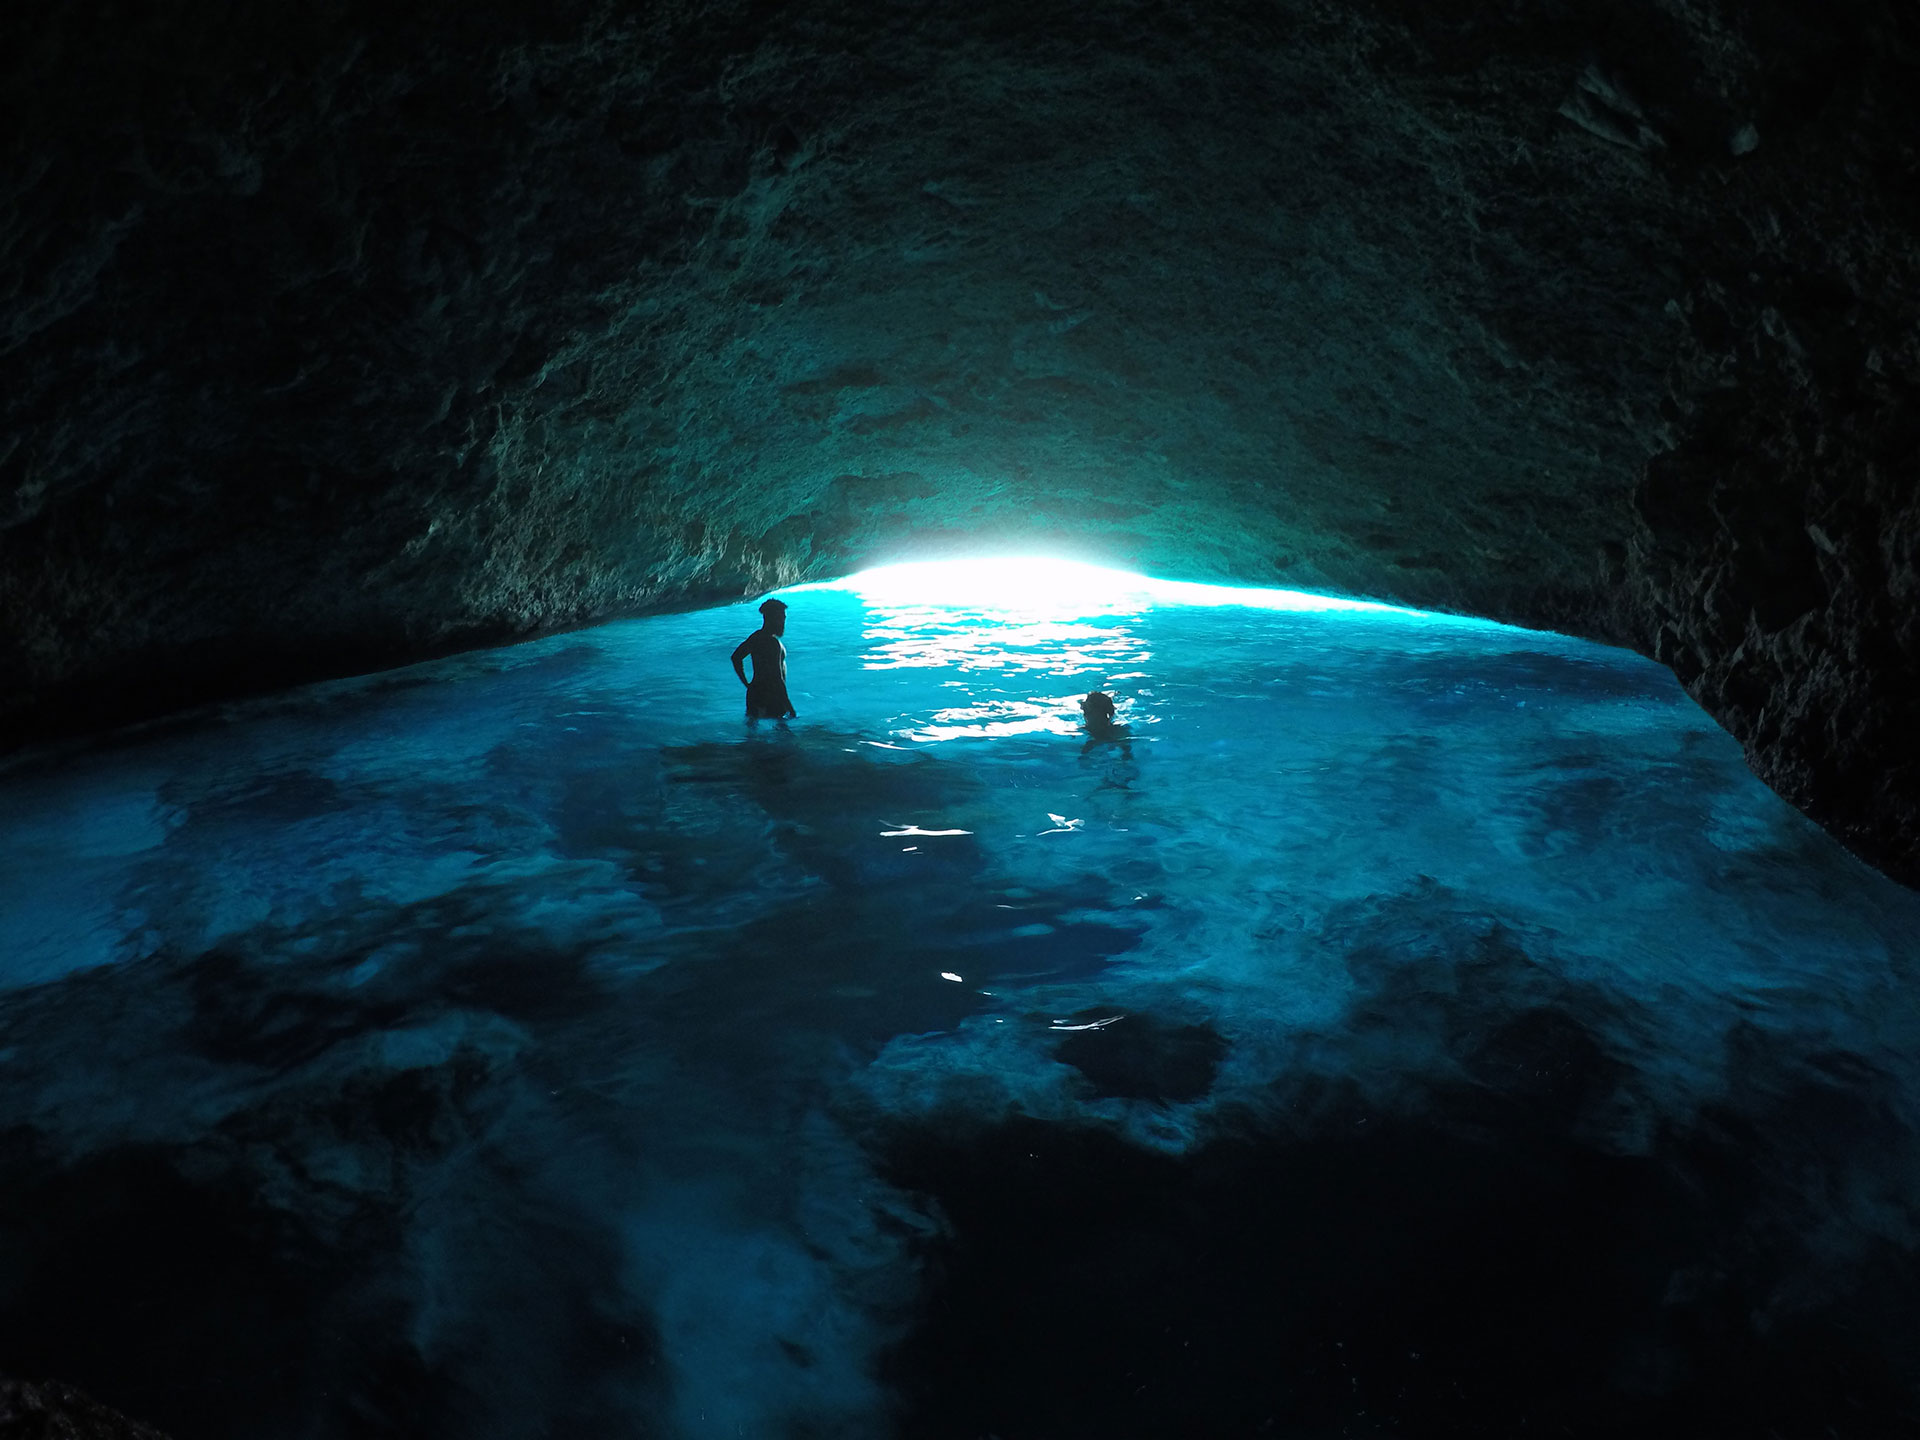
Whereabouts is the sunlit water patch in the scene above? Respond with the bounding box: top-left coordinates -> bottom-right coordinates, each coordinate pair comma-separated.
2,561 -> 1919,1438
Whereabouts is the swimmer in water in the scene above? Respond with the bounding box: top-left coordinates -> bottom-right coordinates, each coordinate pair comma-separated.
1080,691 -> 1120,735
732,598 -> 797,720
1079,690 -> 1135,781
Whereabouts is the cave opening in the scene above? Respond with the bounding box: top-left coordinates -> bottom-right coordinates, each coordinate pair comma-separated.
1,566 -> 1917,1437
3,0 -> 1919,1430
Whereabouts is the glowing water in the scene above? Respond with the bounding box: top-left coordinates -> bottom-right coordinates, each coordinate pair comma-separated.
1,564 -> 1917,1437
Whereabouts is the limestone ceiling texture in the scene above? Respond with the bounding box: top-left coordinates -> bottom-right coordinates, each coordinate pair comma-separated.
1,0 -> 1916,882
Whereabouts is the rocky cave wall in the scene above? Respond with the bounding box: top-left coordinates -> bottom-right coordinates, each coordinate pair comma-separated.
1,0 -> 1915,881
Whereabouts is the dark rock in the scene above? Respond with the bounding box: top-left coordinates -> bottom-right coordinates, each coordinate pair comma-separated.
1630,272 -> 1920,884
1,0 -> 1916,879
1462,1004 -> 1617,1127
1053,1011 -> 1226,1103
0,1379 -> 170,1440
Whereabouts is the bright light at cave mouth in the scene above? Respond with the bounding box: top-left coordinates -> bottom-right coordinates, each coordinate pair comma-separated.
791,555 -> 1435,620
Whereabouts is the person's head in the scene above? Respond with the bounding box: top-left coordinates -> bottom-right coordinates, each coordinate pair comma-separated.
758,598 -> 787,635
1080,691 -> 1117,729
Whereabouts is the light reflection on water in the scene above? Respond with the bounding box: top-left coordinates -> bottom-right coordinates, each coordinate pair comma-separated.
830,566 -> 1157,740
859,614 -> 1147,678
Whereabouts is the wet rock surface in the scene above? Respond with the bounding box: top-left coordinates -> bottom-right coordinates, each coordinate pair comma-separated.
0,1380 -> 171,1440
2,0 -> 1916,877
1631,253 -> 1920,884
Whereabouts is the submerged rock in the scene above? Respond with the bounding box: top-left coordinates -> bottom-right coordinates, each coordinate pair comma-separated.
1052,1011 -> 1227,1103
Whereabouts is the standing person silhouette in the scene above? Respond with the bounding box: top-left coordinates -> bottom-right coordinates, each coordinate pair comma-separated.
732,598 -> 797,720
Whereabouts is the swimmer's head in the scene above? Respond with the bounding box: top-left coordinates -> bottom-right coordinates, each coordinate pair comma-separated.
1080,691 -> 1118,728
758,597 -> 788,632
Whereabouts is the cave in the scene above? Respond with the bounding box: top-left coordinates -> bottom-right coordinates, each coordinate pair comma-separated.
2,1 -> 1918,1436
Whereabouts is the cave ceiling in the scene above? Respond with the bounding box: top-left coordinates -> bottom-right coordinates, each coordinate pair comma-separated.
1,0 -> 1916,880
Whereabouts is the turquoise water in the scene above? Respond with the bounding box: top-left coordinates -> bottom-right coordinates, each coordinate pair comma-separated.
2,563 -> 1918,1437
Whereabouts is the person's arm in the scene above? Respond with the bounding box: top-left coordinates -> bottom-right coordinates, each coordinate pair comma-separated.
731,637 -> 753,686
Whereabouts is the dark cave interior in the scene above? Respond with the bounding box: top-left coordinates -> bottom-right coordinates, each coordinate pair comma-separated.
2,1 -> 1919,1436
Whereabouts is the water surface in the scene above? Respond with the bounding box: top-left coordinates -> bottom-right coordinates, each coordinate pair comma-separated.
3,567 -> 1917,1438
